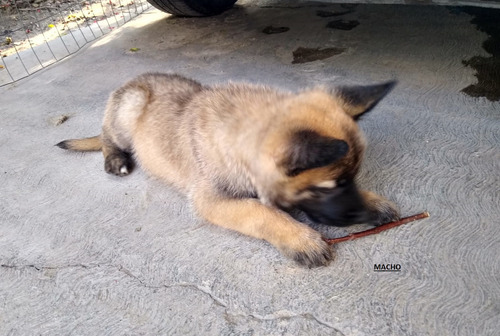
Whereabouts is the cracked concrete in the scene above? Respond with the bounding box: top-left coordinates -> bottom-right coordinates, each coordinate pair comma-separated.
1,262 -> 344,334
1,1 -> 499,335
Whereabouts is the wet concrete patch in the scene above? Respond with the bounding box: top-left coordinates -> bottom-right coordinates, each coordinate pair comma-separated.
292,46 -> 345,64
326,20 -> 360,31
262,26 -> 290,34
461,8 -> 500,101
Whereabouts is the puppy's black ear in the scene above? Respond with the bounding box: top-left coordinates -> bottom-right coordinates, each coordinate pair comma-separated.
284,130 -> 349,177
333,81 -> 396,120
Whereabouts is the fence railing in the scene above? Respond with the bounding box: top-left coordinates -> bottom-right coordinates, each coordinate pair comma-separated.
0,0 -> 151,86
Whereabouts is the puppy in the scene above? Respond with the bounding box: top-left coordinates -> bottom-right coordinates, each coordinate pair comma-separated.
57,73 -> 399,267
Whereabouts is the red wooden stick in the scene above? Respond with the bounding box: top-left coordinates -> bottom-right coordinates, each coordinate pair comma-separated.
323,212 -> 430,245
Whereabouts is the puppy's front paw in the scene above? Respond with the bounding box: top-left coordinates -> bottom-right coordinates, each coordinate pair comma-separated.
278,229 -> 335,268
361,191 -> 400,226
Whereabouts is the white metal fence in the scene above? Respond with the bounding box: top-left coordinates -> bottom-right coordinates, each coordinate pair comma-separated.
0,0 -> 151,86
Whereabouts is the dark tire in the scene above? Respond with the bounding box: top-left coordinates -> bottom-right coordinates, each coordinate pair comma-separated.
147,0 -> 237,17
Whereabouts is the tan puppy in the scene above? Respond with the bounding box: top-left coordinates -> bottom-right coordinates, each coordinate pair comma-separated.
57,73 -> 399,267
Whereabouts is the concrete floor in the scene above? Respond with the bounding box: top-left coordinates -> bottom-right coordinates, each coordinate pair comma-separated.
1,2 -> 499,335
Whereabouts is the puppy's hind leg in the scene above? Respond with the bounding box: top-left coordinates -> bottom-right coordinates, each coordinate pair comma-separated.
102,136 -> 134,177
101,82 -> 150,177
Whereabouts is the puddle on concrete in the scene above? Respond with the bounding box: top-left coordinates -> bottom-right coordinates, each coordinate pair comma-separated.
262,26 -> 290,34
326,20 -> 360,31
316,9 -> 354,17
292,47 -> 346,64
461,8 -> 500,101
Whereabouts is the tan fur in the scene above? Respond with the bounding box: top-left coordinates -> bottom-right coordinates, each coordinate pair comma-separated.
58,73 -> 398,267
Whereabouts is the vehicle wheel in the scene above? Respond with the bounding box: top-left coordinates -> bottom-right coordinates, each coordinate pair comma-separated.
147,0 -> 237,17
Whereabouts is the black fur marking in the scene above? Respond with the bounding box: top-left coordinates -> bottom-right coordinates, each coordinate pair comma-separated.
285,130 -> 348,177
337,81 -> 397,120
55,141 -> 69,150
297,180 -> 370,227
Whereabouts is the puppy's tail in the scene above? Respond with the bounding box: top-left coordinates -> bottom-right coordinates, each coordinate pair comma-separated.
56,135 -> 102,152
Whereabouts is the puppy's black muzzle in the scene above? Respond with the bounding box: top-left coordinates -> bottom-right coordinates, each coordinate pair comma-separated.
297,181 -> 370,227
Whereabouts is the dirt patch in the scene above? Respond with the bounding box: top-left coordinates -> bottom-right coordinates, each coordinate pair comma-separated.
461,7 -> 500,101
50,114 -> 70,126
292,46 -> 345,64
326,19 -> 360,31
262,25 -> 289,35
316,9 -> 354,18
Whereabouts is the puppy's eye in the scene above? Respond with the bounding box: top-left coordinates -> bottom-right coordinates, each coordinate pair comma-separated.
337,179 -> 348,187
